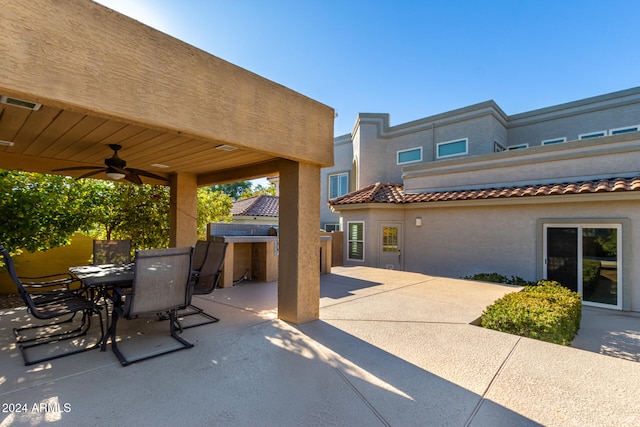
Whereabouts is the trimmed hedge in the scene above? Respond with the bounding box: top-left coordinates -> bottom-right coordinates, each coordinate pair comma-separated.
462,272 -> 535,287
481,280 -> 582,345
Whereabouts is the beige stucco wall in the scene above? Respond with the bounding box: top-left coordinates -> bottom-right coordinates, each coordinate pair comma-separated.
339,195 -> 640,311
403,133 -> 640,192
1,0 -> 334,167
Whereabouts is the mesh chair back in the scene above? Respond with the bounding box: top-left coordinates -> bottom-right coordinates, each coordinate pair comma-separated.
0,245 -> 28,297
193,242 -> 228,295
129,247 -> 193,316
93,240 -> 131,265
192,240 -> 210,272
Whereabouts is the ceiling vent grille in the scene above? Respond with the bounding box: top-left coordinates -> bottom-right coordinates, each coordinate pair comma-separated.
0,96 -> 42,111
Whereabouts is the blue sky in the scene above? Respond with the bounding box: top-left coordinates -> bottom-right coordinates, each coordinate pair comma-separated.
96,0 -> 640,138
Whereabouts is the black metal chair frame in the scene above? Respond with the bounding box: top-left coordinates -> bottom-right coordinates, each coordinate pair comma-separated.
1,245 -> 104,366
110,247 -> 194,366
179,241 -> 228,329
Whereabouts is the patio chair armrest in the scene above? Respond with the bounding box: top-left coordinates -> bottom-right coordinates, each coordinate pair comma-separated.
19,274 -> 81,291
111,286 -> 132,316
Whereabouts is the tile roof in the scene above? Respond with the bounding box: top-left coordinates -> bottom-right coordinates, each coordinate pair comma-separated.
329,176 -> 640,206
231,195 -> 279,217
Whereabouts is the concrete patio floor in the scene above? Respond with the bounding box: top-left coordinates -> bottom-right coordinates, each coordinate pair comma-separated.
1,266 -> 639,426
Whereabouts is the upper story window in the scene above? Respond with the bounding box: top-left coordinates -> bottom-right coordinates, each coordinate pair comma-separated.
610,125 -> 639,135
324,223 -> 341,232
579,131 -> 607,140
542,137 -> 567,146
436,138 -> 468,159
508,143 -> 529,150
397,147 -> 422,165
494,141 -> 506,152
328,172 -> 349,199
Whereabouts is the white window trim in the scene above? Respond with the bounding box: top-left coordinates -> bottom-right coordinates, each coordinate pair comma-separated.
324,223 -> 341,232
436,138 -> 468,159
579,130 -> 608,140
609,125 -> 640,135
347,221 -> 365,262
328,172 -> 349,199
541,137 -> 567,145
543,222 -> 622,310
494,141 -> 506,152
397,147 -> 423,165
508,143 -> 529,150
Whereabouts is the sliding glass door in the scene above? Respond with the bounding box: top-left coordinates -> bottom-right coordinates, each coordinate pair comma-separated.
544,224 -> 621,309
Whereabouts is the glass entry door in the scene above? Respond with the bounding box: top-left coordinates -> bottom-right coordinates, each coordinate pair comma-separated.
544,224 -> 621,308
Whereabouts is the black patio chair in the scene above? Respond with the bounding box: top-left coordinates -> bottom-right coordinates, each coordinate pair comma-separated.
110,246 -> 194,366
179,241 -> 228,329
0,245 -> 104,366
92,239 -> 131,265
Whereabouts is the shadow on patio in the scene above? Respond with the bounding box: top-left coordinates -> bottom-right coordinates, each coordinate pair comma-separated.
1,266 -> 639,426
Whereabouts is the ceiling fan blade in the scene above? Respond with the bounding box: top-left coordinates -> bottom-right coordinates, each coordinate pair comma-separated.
53,166 -> 104,172
127,168 -> 169,182
124,171 -> 143,185
79,169 -> 107,179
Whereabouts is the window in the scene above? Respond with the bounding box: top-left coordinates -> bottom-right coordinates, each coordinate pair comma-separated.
324,223 -> 340,232
382,227 -> 398,252
347,222 -> 364,261
544,223 -> 622,309
397,147 -> 422,164
542,137 -> 567,146
579,131 -> 607,140
508,143 -> 529,150
494,141 -> 506,152
328,172 -> 349,199
610,125 -> 639,135
436,138 -> 468,159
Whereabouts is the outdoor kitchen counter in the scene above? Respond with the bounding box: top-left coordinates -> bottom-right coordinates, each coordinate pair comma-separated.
211,236 -> 279,287
210,235 -> 332,287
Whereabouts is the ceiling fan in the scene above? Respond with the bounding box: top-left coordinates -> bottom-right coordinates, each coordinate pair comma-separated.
53,144 -> 168,184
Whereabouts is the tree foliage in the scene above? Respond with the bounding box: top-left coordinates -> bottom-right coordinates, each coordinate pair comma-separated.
239,182 -> 277,199
197,188 -> 233,239
0,169 -> 233,254
209,181 -> 252,201
0,170 -> 93,253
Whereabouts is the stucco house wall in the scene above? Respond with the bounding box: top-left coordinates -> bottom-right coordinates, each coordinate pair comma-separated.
338,195 -> 639,312
507,87 -> 640,148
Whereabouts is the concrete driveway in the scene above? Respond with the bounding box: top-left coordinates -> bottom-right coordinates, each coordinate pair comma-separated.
1,266 -> 639,426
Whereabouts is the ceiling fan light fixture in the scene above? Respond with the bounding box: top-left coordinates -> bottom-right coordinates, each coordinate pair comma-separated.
106,170 -> 126,180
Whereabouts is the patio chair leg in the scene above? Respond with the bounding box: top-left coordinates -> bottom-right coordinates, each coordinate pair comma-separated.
175,304 -> 220,330
13,312 -> 78,341
111,310 -> 194,367
19,308 -> 104,366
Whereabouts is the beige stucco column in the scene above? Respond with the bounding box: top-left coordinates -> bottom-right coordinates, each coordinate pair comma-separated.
169,173 -> 198,247
278,159 -> 321,324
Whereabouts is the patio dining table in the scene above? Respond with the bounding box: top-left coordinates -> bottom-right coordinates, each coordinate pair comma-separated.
69,263 -> 134,350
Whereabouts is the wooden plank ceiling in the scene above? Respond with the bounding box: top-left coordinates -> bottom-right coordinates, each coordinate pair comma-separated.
0,100 -> 277,185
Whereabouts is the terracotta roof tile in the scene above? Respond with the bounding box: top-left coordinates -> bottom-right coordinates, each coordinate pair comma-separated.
231,195 -> 279,217
329,175 -> 640,206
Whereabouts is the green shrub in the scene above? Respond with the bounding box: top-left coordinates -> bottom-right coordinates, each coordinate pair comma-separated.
463,272 -> 535,287
481,280 -> 582,345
